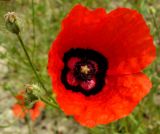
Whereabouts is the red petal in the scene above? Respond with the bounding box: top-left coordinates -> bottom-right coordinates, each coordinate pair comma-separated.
29,101 -> 45,121
51,76 -> 86,115
34,101 -> 45,109
48,5 -> 155,76
16,95 -> 24,101
104,8 -> 156,75
30,109 -> 40,121
12,104 -> 27,119
48,4 -> 107,77
74,73 -> 151,127
52,72 -> 151,127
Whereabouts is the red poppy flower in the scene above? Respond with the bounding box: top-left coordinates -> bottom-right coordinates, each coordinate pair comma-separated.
12,92 -> 45,121
48,4 -> 156,127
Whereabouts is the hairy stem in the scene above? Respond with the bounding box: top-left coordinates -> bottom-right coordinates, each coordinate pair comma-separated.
16,33 -> 48,93
31,0 -> 36,57
40,97 -> 59,109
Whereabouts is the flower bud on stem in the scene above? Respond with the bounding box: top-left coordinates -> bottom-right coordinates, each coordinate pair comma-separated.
4,12 -> 20,34
4,12 -> 58,108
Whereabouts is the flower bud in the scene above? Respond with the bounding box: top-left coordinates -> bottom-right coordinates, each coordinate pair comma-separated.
24,84 -> 46,108
4,12 -> 20,34
25,84 -> 45,99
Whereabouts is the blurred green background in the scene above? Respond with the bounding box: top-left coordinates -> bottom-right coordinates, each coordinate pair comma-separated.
0,0 -> 160,134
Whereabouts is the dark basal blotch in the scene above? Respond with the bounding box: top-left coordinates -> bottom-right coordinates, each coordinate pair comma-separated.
61,48 -> 108,96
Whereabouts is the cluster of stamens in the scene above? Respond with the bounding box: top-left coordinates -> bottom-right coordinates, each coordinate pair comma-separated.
74,61 -> 96,81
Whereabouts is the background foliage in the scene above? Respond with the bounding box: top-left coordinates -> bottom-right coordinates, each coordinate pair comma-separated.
0,0 -> 160,134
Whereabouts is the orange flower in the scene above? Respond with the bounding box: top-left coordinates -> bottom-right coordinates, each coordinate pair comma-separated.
12,92 -> 45,121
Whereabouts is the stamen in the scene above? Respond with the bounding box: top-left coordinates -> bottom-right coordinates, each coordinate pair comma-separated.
80,65 -> 90,74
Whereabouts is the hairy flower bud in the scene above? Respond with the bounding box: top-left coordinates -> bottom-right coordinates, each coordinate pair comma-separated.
4,12 -> 20,34
25,84 -> 45,98
24,84 -> 45,108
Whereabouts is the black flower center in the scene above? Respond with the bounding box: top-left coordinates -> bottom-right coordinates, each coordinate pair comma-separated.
61,48 -> 108,96
74,60 -> 96,81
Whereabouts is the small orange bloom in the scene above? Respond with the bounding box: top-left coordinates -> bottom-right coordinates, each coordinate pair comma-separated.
12,92 -> 45,121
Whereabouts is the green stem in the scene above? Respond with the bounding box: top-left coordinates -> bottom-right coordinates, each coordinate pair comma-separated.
25,116 -> 33,134
40,97 -> 59,109
150,12 -> 160,45
16,33 -> 58,107
16,33 -> 48,93
31,0 -> 36,57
